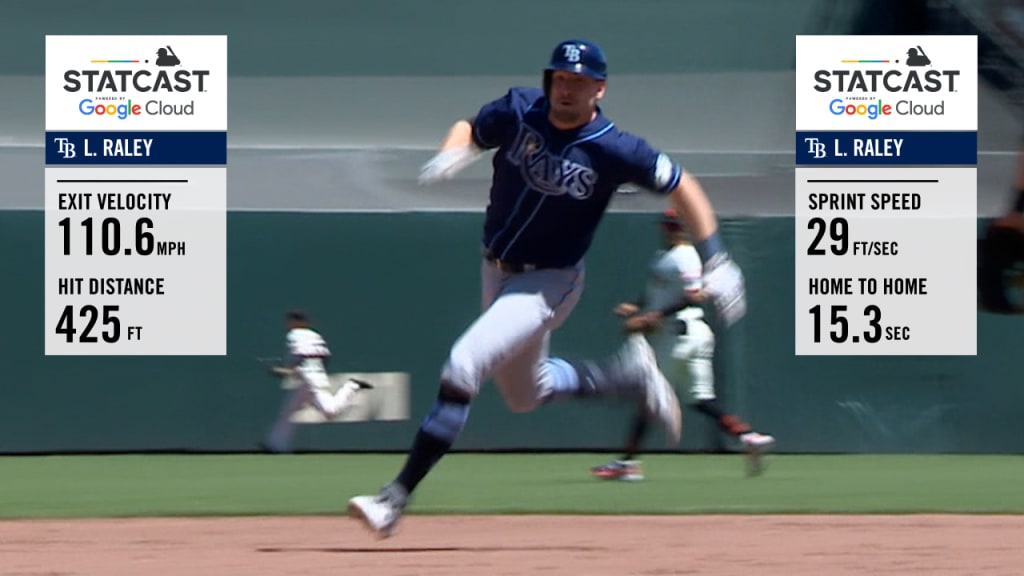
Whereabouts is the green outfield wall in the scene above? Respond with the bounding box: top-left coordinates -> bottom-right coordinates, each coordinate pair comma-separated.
1,211 -> 1020,454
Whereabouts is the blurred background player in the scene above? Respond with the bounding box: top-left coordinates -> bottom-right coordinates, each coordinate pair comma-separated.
261,310 -> 372,453
980,147 -> 1024,314
590,209 -> 775,480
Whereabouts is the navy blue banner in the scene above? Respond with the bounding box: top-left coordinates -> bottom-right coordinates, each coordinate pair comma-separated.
795,131 -> 976,165
45,132 -> 226,165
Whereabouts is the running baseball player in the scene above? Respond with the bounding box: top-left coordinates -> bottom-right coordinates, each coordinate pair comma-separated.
261,310 -> 372,453
348,39 -> 747,538
590,209 -> 775,481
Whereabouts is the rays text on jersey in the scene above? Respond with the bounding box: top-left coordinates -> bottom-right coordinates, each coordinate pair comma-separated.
506,125 -> 597,199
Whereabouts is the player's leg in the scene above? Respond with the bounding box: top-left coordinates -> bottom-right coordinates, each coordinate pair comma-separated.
493,325 -> 644,482
263,384 -> 313,453
590,331 -> 677,481
484,276 -> 678,483
677,320 -> 775,473
483,267 -> 681,434
490,330 -> 553,412
397,266 -> 582,483
486,266 -> 584,412
590,405 -> 648,481
349,263 -> 679,536
587,325 -> 701,477
548,332 -> 680,442
302,369 -> 363,419
621,410 -> 649,462
348,261 -> 577,536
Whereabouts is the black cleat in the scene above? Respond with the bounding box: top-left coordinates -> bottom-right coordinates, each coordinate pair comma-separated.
350,378 -> 375,390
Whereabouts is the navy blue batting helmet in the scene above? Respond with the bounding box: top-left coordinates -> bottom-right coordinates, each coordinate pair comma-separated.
543,39 -> 607,95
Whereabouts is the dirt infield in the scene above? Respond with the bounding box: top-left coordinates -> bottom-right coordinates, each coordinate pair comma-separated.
2,515 -> 1022,575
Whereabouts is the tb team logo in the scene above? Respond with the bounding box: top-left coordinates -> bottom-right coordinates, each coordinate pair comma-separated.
53,137 -> 77,159
506,125 -> 597,200
562,44 -> 582,62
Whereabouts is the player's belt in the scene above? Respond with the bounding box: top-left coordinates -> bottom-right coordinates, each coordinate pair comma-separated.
483,249 -> 549,274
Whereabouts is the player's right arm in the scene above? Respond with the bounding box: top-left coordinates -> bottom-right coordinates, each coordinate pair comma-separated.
437,119 -> 475,152
419,88 -> 534,184
418,120 -> 482,184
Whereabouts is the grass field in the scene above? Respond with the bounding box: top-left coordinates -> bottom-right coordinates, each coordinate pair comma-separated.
2,453 -> 1022,518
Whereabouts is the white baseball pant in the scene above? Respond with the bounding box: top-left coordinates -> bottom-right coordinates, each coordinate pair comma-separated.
264,368 -> 360,452
440,259 -> 585,412
652,317 -> 716,403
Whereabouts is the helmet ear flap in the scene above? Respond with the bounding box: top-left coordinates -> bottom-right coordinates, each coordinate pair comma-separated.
543,70 -> 553,98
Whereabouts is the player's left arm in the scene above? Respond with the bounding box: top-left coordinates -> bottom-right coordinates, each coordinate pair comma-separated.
624,259 -> 703,332
618,136 -> 719,252
667,173 -> 719,248
666,174 -> 747,326
622,138 -> 746,326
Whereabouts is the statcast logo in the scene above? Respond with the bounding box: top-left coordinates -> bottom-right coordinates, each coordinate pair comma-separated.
63,45 -> 210,93
813,45 -> 960,94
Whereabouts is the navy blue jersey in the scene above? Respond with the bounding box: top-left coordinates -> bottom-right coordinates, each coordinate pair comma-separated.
471,87 -> 683,268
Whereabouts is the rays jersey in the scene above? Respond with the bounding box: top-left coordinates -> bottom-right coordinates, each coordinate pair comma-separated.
285,327 -> 331,373
471,87 -> 684,268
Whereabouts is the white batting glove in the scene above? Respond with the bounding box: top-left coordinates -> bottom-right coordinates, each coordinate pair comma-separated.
703,252 -> 747,327
418,145 -> 484,185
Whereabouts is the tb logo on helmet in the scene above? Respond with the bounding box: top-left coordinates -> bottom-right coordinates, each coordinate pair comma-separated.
543,39 -> 608,97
